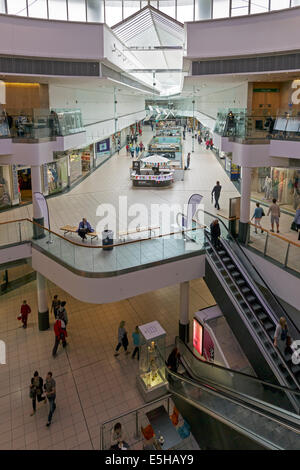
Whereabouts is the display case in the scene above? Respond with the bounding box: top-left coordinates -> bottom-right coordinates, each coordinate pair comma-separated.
137,321 -> 168,402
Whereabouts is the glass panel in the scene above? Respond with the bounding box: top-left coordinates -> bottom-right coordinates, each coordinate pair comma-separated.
231,0 -> 249,16
159,0 -> 176,18
270,0 -> 290,9
68,0 -> 86,20
291,0 -> 300,5
87,0 -> 105,21
7,0 -> 27,15
48,0 -> 68,19
29,0 -> 48,18
176,0 -> 194,21
150,1 -> 158,8
105,0 -> 122,26
212,0 -> 230,18
195,0 -> 212,19
286,244 -> 300,274
0,0 -> 6,14
141,1 -> 148,7
124,0 -> 140,18
250,0 -> 269,13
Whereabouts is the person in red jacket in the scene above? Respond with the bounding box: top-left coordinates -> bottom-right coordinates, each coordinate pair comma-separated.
52,318 -> 68,357
20,300 -> 31,329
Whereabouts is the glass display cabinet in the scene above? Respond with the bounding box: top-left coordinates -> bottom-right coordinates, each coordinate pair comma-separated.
137,321 -> 168,402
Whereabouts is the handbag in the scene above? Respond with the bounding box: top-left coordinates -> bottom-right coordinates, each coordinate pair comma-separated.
29,387 -> 35,399
17,314 -> 22,321
261,210 -> 265,217
291,221 -> 298,232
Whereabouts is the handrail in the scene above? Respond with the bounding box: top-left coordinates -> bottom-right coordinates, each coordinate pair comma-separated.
175,336 -> 300,397
0,217 -> 203,250
249,222 -> 300,248
196,209 -> 300,337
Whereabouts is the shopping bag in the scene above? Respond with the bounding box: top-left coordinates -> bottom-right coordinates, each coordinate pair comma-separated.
17,314 -> 22,321
291,221 -> 298,232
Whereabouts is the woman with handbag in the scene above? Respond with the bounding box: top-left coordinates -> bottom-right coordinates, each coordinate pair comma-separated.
30,371 -> 46,416
251,202 -> 264,234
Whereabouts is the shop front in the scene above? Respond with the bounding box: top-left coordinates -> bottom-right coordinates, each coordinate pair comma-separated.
0,165 -> 13,209
251,166 -> 300,213
17,166 -> 32,202
44,157 -> 68,196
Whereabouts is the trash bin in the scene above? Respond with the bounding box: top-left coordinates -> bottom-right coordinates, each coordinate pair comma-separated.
102,229 -> 114,251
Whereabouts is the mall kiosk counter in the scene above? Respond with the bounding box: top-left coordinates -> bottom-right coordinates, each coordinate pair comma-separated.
130,155 -> 174,187
156,127 -> 181,137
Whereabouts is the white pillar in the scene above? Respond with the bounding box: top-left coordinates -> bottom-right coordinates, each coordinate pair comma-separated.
239,166 -> 252,243
31,165 -> 42,220
36,272 -> 49,331
179,281 -> 190,342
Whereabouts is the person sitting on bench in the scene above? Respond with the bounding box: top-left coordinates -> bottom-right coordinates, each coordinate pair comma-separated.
77,218 -> 94,241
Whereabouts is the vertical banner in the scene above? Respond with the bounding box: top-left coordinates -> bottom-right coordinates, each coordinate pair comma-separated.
186,193 -> 203,228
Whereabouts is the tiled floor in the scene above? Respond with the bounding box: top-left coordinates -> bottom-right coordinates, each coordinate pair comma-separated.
0,277 -> 215,450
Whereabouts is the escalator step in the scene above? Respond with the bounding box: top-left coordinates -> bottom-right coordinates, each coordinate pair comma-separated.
241,287 -> 251,294
222,257 -> 231,263
264,321 -> 275,330
257,312 -> 268,322
231,271 -> 242,278
226,264 -> 236,271
252,303 -> 262,311
236,279 -> 246,286
218,250 -> 226,256
246,295 -> 256,303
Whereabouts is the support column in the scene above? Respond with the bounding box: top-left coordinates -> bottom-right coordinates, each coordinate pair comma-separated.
179,281 -> 190,343
37,272 -> 49,331
238,166 -> 252,244
31,165 -> 45,239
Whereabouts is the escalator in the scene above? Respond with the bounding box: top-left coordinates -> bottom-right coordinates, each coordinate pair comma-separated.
166,338 -> 300,450
199,211 -> 300,411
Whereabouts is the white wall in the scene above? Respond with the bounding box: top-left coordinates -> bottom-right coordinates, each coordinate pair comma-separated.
186,7 -> 300,59
49,83 -> 145,126
196,83 -> 248,120
0,14 -> 104,59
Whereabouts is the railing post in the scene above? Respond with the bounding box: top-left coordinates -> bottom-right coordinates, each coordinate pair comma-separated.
18,222 -> 22,242
135,410 -> 139,438
101,425 -> 104,450
284,243 -> 290,268
263,233 -> 269,256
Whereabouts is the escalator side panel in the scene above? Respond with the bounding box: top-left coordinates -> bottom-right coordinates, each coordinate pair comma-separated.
204,258 -> 288,393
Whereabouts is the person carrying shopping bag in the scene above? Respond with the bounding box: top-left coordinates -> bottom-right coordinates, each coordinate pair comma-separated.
114,321 -> 130,356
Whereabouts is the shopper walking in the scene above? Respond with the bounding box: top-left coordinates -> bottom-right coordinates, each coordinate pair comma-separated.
135,145 -> 140,157
114,321 -> 130,356
29,371 -> 46,416
186,152 -> 191,169
130,146 -> 135,158
44,372 -> 56,427
139,141 -> 143,152
267,198 -> 280,233
251,203 -> 265,233
57,301 -> 68,326
167,347 -> 181,373
211,181 -> 222,210
117,143 -> 121,155
274,317 -> 292,354
210,219 -> 221,249
20,300 -> 31,329
126,144 -> 129,155
52,318 -> 68,357
131,326 -> 140,360
51,295 -> 60,319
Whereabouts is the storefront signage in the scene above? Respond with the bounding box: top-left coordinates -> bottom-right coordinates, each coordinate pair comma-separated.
96,138 -> 110,153
132,161 -> 140,172
253,88 -> 280,93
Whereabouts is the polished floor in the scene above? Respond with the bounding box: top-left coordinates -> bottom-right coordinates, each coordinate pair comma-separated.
0,277 -> 214,450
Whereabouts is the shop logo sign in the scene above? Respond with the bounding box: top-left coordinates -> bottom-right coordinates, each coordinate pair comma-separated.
0,340 -> 6,365
291,340 -> 300,365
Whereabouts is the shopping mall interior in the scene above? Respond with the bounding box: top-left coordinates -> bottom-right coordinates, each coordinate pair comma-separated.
0,0 -> 300,452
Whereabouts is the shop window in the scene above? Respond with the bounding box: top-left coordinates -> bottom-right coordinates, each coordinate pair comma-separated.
212,0 -> 230,18
176,0 -> 194,22
68,0 -> 87,21
87,0 -> 105,21
270,0 -> 290,9
7,0 -> 27,15
195,0 -> 212,20
105,0 -> 122,26
231,0 -> 249,16
28,0 -> 48,18
159,0 -> 176,19
124,1 -> 140,18
250,0 -> 269,14
48,0 -> 68,20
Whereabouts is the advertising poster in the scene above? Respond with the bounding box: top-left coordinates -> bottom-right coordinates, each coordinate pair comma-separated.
193,318 -> 203,356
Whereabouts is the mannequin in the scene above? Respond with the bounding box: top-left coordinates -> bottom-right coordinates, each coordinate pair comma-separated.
264,176 -> 272,200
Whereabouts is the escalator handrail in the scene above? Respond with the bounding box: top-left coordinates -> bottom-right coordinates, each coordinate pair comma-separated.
166,367 -> 300,437
199,209 -> 300,336
204,233 -> 300,395
175,336 -> 300,398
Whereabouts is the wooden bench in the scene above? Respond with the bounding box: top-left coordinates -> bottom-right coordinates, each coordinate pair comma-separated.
60,225 -> 99,243
118,225 -> 160,242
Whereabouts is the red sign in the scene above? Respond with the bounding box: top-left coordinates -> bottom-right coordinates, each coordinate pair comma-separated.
193,319 -> 203,356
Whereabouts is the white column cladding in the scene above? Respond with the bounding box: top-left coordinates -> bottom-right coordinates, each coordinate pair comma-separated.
36,272 -> 50,331
31,165 -> 43,219
179,281 -> 190,342
239,166 -> 252,243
